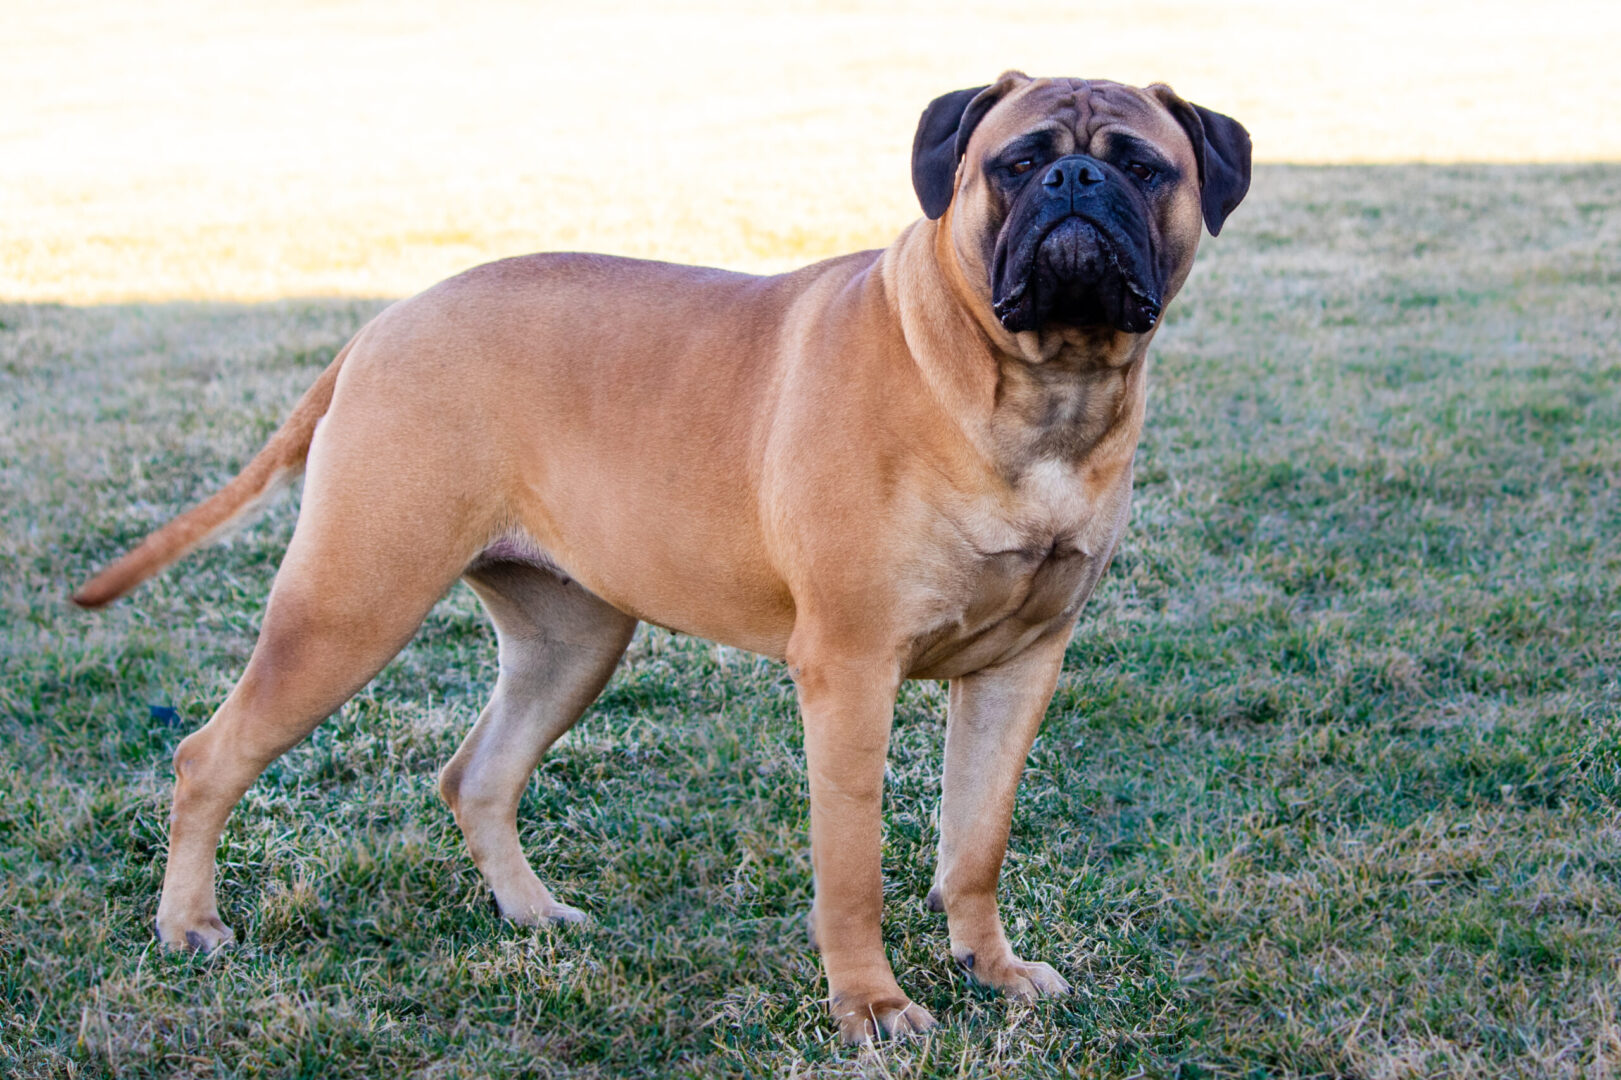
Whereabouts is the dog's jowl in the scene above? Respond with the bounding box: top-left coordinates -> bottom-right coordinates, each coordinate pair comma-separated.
75,73 -> 1248,1043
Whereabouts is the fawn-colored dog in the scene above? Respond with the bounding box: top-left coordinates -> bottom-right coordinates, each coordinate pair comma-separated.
76,73 -> 1248,1041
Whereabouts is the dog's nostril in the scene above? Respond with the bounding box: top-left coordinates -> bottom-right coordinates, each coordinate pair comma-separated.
1042,165 -> 1065,188
1077,164 -> 1103,185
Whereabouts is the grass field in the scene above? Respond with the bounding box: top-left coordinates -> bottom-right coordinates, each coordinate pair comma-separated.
3,160 -> 1619,1077
6,2 -> 1621,1076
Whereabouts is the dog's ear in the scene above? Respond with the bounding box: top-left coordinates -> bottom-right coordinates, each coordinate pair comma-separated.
911,85 -> 990,219
911,74 -> 1023,220
1150,85 -> 1252,236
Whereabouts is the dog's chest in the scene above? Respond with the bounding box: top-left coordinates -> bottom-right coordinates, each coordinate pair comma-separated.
910,457 -> 1129,677
962,541 -> 1091,628
974,458 -> 1121,601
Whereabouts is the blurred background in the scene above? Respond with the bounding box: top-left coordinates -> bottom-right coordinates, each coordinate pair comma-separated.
5,0 -> 1619,303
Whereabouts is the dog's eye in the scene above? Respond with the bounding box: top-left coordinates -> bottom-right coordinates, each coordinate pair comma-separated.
1009,159 -> 1036,176
1126,162 -> 1156,182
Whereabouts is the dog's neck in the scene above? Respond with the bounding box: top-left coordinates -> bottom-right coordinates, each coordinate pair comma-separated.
987,344 -> 1149,477
882,218 -> 1152,480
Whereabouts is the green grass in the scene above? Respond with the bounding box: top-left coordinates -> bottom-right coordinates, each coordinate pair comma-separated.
3,164 -> 1620,1078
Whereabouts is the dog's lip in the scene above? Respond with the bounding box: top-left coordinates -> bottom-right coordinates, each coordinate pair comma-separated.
991,213 -> 1089,317
993,212 -> 1161,330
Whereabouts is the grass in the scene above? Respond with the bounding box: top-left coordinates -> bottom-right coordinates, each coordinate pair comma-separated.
2,161 -> 1618,1077
9,10 -> 1620,1073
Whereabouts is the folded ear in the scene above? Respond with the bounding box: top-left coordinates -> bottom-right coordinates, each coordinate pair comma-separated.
910,74 -> 1023,220
1150,85 -> 1252,236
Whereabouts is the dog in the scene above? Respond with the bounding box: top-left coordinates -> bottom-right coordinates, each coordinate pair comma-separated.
73,72 -> 1249,1042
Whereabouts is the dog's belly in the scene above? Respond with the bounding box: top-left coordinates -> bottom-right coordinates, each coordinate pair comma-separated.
475,524 -> 797,658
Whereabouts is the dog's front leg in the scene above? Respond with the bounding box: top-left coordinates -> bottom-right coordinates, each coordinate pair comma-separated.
929,629 -> 1072,999
791,643 -> 937,1043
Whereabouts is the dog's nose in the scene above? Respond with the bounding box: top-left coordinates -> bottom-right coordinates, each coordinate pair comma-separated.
1043,159 -> 1105,189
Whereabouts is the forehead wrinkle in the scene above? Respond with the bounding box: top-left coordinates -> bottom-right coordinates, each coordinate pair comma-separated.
1074,81 -> 1159,151
1058,79 -> 1109,145
1027,84 -> 1080,132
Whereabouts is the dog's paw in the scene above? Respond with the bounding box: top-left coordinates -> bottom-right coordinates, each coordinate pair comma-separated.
831,992 -> 937,1044
154,913 -> 235,953
493,891 -> 587,926
953,949 -> 1070,999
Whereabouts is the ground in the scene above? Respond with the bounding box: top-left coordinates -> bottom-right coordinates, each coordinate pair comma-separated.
3,161 -> 1619,1078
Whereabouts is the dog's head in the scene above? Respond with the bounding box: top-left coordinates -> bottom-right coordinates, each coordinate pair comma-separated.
913,73 -> 1250,338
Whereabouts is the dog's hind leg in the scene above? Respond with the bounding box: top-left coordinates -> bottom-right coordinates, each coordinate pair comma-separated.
154,415 -> 492,951
440,560 -> 637,924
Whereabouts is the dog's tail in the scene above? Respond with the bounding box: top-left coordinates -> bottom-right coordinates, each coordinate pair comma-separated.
71,339 -> 355,609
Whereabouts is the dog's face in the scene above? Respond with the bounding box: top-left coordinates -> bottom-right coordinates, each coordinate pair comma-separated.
912,73 -> 1251,338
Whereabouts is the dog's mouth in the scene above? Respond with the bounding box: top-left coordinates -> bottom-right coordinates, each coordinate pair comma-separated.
991,213 -> 1161,335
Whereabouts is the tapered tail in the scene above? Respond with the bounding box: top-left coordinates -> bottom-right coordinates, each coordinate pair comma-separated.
71,339 -> 354,608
